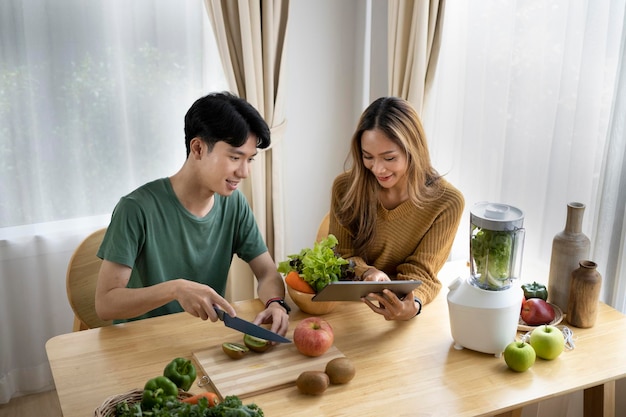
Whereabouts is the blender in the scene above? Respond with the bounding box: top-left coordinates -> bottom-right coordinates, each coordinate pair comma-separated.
447,202 -> 525,357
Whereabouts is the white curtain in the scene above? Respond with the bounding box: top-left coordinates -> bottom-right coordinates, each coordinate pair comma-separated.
0,0 -> 227,403
424,0 -> 626,311
596,5 -> 626,315
424,3 -> 626,414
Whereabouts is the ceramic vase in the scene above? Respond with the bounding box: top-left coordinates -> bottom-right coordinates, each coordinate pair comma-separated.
547,202 -> 590,312
567,260 -> 602,328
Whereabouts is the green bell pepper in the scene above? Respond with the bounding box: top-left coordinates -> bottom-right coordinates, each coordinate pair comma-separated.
163,357 -> 197,391
521,281 -> 548,301
141,376 -> 179,410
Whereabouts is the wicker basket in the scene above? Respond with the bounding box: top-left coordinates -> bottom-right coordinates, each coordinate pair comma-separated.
94,388 -> 194,417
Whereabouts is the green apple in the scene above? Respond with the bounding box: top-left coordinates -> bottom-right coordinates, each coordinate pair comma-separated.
529,325 -> 565,360
503,341 -> 536,372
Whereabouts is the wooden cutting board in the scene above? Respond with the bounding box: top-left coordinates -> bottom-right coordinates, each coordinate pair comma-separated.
193,341 -> 344,399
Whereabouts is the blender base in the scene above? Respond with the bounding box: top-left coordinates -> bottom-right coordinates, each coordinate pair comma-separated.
453,342 -> 502,358
447,276 -> 523,357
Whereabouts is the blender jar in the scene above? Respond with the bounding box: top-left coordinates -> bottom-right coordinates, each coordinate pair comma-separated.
469,202 -> 525,290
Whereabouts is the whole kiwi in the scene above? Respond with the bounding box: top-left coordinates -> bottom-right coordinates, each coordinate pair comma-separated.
296,371 -> 330,395
325,357 -> 356,384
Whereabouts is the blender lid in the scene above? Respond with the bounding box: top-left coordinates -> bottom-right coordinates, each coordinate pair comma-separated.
470,202 -> 524,230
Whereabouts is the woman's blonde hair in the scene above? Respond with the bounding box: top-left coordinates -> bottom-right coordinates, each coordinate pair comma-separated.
335,96 -> 442,256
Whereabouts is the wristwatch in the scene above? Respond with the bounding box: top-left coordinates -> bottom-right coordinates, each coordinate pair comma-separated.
265,297 -> 291,314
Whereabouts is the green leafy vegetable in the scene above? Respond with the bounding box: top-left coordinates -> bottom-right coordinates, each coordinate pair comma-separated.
115,400 -> 144,417
277,234 -> 354,293
471,228 -> 513,289
115,394 -> 263,417
204,395 -> 264,417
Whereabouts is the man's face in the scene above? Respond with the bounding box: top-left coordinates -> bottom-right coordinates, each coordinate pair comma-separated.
197,134 -> 258,196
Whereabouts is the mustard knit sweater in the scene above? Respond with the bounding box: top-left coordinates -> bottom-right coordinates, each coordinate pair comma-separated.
329,173 -> 465,306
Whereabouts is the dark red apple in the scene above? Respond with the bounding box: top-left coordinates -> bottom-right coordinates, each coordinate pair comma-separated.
521,298 -> 555,326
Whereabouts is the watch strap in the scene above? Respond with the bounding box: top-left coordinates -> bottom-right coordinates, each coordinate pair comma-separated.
265,297 -> 291,314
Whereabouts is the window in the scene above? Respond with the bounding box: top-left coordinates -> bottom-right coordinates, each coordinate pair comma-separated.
0,0 -> 227,228
424,0 -> 625,272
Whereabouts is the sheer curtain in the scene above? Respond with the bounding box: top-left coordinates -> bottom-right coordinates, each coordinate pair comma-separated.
423,3 -> 626,414
424,0 -> 626,299
596,7 -> 626,315
0,0 -> 226,403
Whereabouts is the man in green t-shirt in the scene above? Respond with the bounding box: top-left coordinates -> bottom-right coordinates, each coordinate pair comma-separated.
95,92 -> 289,337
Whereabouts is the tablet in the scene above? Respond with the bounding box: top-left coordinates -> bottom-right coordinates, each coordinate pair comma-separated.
311,280 -> 422,302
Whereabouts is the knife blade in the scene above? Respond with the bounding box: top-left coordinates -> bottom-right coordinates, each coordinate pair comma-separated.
214,307 -> 291,343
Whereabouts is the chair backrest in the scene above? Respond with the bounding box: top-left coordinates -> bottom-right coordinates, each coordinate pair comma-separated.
65,227 -> 112,331
316,212 -> 330,243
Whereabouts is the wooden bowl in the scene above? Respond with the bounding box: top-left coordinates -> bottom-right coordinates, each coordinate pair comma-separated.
287,285 -> 337,315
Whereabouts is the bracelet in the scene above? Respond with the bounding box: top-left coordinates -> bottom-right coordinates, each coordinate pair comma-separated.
414,297 -> 423,317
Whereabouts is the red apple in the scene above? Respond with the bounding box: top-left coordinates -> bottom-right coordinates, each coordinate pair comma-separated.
293,317 -> 334,357
521,298 -> 555,326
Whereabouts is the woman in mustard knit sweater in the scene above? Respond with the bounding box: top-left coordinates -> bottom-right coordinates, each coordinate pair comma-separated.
329,96 -> 464,321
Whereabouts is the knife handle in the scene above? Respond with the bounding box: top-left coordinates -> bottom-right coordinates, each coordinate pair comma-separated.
213,307 -> 225,320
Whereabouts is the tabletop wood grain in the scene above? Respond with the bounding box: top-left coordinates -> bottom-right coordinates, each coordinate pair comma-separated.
46,285 -> 626,417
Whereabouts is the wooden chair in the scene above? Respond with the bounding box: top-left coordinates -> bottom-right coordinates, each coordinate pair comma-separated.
316,212 -> 330,243
65,227 -> 112,331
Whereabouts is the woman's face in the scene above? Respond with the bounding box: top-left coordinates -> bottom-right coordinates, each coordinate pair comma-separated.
360,129 -> 408,191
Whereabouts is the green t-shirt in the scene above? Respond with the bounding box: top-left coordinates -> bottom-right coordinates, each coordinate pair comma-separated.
97,178 -> 267,322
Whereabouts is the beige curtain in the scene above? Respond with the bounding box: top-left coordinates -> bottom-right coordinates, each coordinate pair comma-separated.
204,0 -> 289,301
388,0 -> 446,114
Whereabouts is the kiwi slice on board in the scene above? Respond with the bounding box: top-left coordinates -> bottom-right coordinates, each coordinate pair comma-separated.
222,342 -> 249,359
243,334 -> 272,353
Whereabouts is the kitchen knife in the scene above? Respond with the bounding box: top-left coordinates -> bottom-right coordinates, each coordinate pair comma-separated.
213,307 -> 291,343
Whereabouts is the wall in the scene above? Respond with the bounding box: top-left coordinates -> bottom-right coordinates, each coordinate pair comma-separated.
283,0 -> 387,255
283,0 -> 359,254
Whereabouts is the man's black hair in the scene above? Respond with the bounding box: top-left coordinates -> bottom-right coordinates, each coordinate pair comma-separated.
184,92 -> 271,156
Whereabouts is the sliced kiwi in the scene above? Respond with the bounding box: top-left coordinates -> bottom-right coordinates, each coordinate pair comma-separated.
243,334 -> 272,353
222,342 -> 249,359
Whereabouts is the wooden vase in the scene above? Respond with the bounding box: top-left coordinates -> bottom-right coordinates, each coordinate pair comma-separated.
566,260 -> 602,328
547,202 -> 590,312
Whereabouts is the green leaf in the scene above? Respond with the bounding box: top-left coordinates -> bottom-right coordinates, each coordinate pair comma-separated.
277,234 -> 351,292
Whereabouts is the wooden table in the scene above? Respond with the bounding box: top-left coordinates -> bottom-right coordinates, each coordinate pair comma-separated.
46,287 -> 626,416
